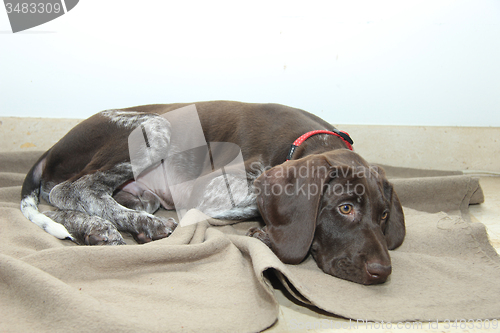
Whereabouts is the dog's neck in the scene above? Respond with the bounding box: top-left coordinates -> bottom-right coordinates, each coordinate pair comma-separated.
286,130 -> 353,161
290,135 -> 350,160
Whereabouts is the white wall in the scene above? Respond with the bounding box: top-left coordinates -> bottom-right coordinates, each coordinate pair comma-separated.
1,0 -> 499,126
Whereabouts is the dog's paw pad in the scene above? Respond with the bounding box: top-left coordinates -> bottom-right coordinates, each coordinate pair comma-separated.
133,232 -> 152,244
246,227 -> 272,248
84,233 -> 126,245
84,221 -> 126,246
246,226 -> 262,237
85,234 -> 107,245
159,217 -> 178,238
163,217 -> 178,231
131,215 -> 178,243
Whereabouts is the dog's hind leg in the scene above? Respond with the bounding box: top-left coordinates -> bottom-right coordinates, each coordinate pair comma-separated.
113,188 -> 161,215
48,162 -> 177,244
43,210 -> 126,245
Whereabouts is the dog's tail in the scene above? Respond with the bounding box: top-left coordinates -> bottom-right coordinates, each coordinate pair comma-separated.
20,152 -> 74,240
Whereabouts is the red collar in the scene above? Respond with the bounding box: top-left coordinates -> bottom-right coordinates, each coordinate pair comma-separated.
286,129 -> 354,161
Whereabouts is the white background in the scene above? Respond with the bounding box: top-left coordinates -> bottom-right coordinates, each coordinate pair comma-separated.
1,0 -> 499,126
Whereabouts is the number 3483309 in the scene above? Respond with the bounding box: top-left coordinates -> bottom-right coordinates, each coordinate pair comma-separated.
5,2 -> 62,14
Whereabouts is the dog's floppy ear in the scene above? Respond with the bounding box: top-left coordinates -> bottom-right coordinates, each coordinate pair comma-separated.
378,168 -> 405,250
254,155 -> 333,264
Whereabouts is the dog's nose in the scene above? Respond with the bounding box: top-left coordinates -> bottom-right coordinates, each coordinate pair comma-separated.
365,261 -> 392,284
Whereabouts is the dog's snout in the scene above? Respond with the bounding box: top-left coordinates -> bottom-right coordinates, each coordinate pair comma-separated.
365,261 -> 392,284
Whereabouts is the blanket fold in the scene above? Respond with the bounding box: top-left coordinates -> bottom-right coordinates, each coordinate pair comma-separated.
0,152 -> 499,332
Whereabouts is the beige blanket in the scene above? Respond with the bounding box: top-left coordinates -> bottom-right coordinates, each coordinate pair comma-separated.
0,152 -> 499,332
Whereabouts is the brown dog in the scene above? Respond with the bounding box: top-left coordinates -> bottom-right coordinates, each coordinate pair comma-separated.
21,101 -> 405,284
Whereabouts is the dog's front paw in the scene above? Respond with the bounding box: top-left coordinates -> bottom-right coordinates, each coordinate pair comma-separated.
247,226 -> 272,248
84,232 -> 126,245
82,217 -> 127,245
132,215 -> 178,244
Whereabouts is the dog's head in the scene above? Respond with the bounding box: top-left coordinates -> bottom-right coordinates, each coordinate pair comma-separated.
254,150 -> 405,285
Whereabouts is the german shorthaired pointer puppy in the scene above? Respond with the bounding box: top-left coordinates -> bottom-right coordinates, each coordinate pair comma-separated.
21,101 -> 405,285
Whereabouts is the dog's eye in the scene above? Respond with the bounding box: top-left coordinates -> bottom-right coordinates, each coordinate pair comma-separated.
381,211 -> 388,220
338,204 -> 353,215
